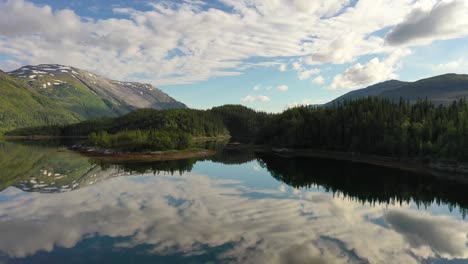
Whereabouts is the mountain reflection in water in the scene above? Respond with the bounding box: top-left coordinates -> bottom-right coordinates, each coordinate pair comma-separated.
0,141 -> 467,264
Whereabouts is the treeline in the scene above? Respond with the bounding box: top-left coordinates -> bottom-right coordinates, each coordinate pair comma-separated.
0,110 -> 77,135
87,130 -> 191,151
258,97 -> 468,160
210,105 -> 272,139
7,98 -> 468,160
8,105 -> 269,139
9,108 -> 230,137
7,108 -> 234,152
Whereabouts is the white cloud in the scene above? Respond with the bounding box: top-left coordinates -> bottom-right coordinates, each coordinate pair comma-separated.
292,61 -> 303,71
312,75 -> 325,85
432,59 -> 468,74
278,64 -> 287,72
241,95 -> 271,103
386,0 -> 468,46
276,85 -> 289,92
298,68 -> 320,80
0,0 -> 465,86
330,49 -> 410,90
253,84 -> 261,91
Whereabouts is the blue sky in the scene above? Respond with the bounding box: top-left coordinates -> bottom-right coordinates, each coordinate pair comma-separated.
1,0 -> 468,112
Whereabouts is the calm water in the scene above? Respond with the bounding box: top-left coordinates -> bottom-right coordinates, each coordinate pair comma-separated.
0,140 -> 467,264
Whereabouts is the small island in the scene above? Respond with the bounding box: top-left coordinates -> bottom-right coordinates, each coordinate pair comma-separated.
71,130 -> 229,161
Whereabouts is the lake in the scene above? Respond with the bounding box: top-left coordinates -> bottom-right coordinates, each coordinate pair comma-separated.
0,140 -> 467,263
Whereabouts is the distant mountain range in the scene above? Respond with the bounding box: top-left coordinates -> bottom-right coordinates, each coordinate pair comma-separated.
0,64 -> 186,132
326,73 -> 468,106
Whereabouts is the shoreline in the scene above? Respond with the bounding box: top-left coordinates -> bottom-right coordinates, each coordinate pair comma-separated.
258,147 -> 468,183
192,135 -> 231,142
2,135 -> 230,141
76,147 -> 217,162
4,135 -> 468,182
0,135 -> 86,140
224,143 -> 468,182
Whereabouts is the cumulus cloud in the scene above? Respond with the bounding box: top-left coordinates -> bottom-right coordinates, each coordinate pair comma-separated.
276,85 -> 289,92
330,49 -> 410,90
0,0 -> 465,86
386,0 -> 468,46
253,84 -> 261,91
292,61 -> 303,71
278,64 -> 287,72
241,95 -> 270,103
298,68 -> 320,80
312,75 -> 325,85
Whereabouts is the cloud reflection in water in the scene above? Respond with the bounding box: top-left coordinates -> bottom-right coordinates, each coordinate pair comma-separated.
0,172 -> 467,264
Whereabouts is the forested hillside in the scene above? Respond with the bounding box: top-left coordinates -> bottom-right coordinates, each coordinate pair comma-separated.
9,105 -> 262,139
326,73 -> 468,106
259,98 -> 468,160
0,70 -> 80,134
327,80 -> 408,106
8,108 -> 230,151
210,105 -> 272,138
379,74 -> 468,105
0,64 -> 186,134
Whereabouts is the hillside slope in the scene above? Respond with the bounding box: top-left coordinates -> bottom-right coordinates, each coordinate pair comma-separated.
379,74 -> 468,105
8,64 -> 186,119
327,80 -> 408,106
0,70 -> 80,133
326,74 -> 468,105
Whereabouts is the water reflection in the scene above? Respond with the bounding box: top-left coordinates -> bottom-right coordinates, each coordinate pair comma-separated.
0,141 -> 467,263
258,154 -> 468,218
2,140 -> 468,217
0,172 -> 467,263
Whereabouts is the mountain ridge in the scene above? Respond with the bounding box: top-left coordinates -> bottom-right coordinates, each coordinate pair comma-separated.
0,64 -> 186,133
8,64 -> 186,116
326,73 -> 468,106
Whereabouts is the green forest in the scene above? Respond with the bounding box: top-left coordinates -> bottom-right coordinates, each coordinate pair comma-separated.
9,108 -> 230,151
0,71 -> 81,134
258,98 -> 468,160
6,97 -> 468,160
87,130 -> 192,151
10,108 -> 229,137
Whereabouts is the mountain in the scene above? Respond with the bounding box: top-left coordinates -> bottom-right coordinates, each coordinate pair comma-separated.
326,74 -> 468,105
379,74 -> 468,105
8,64 -> 186,119
0,64 -> 186,133
326,80 -> 408,106
0,70 -> 80,133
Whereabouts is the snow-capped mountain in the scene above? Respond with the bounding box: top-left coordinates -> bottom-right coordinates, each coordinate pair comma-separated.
8,64 -> 186,118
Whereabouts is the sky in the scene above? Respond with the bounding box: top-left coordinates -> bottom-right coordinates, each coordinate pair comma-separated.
1,0 -> 468,112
